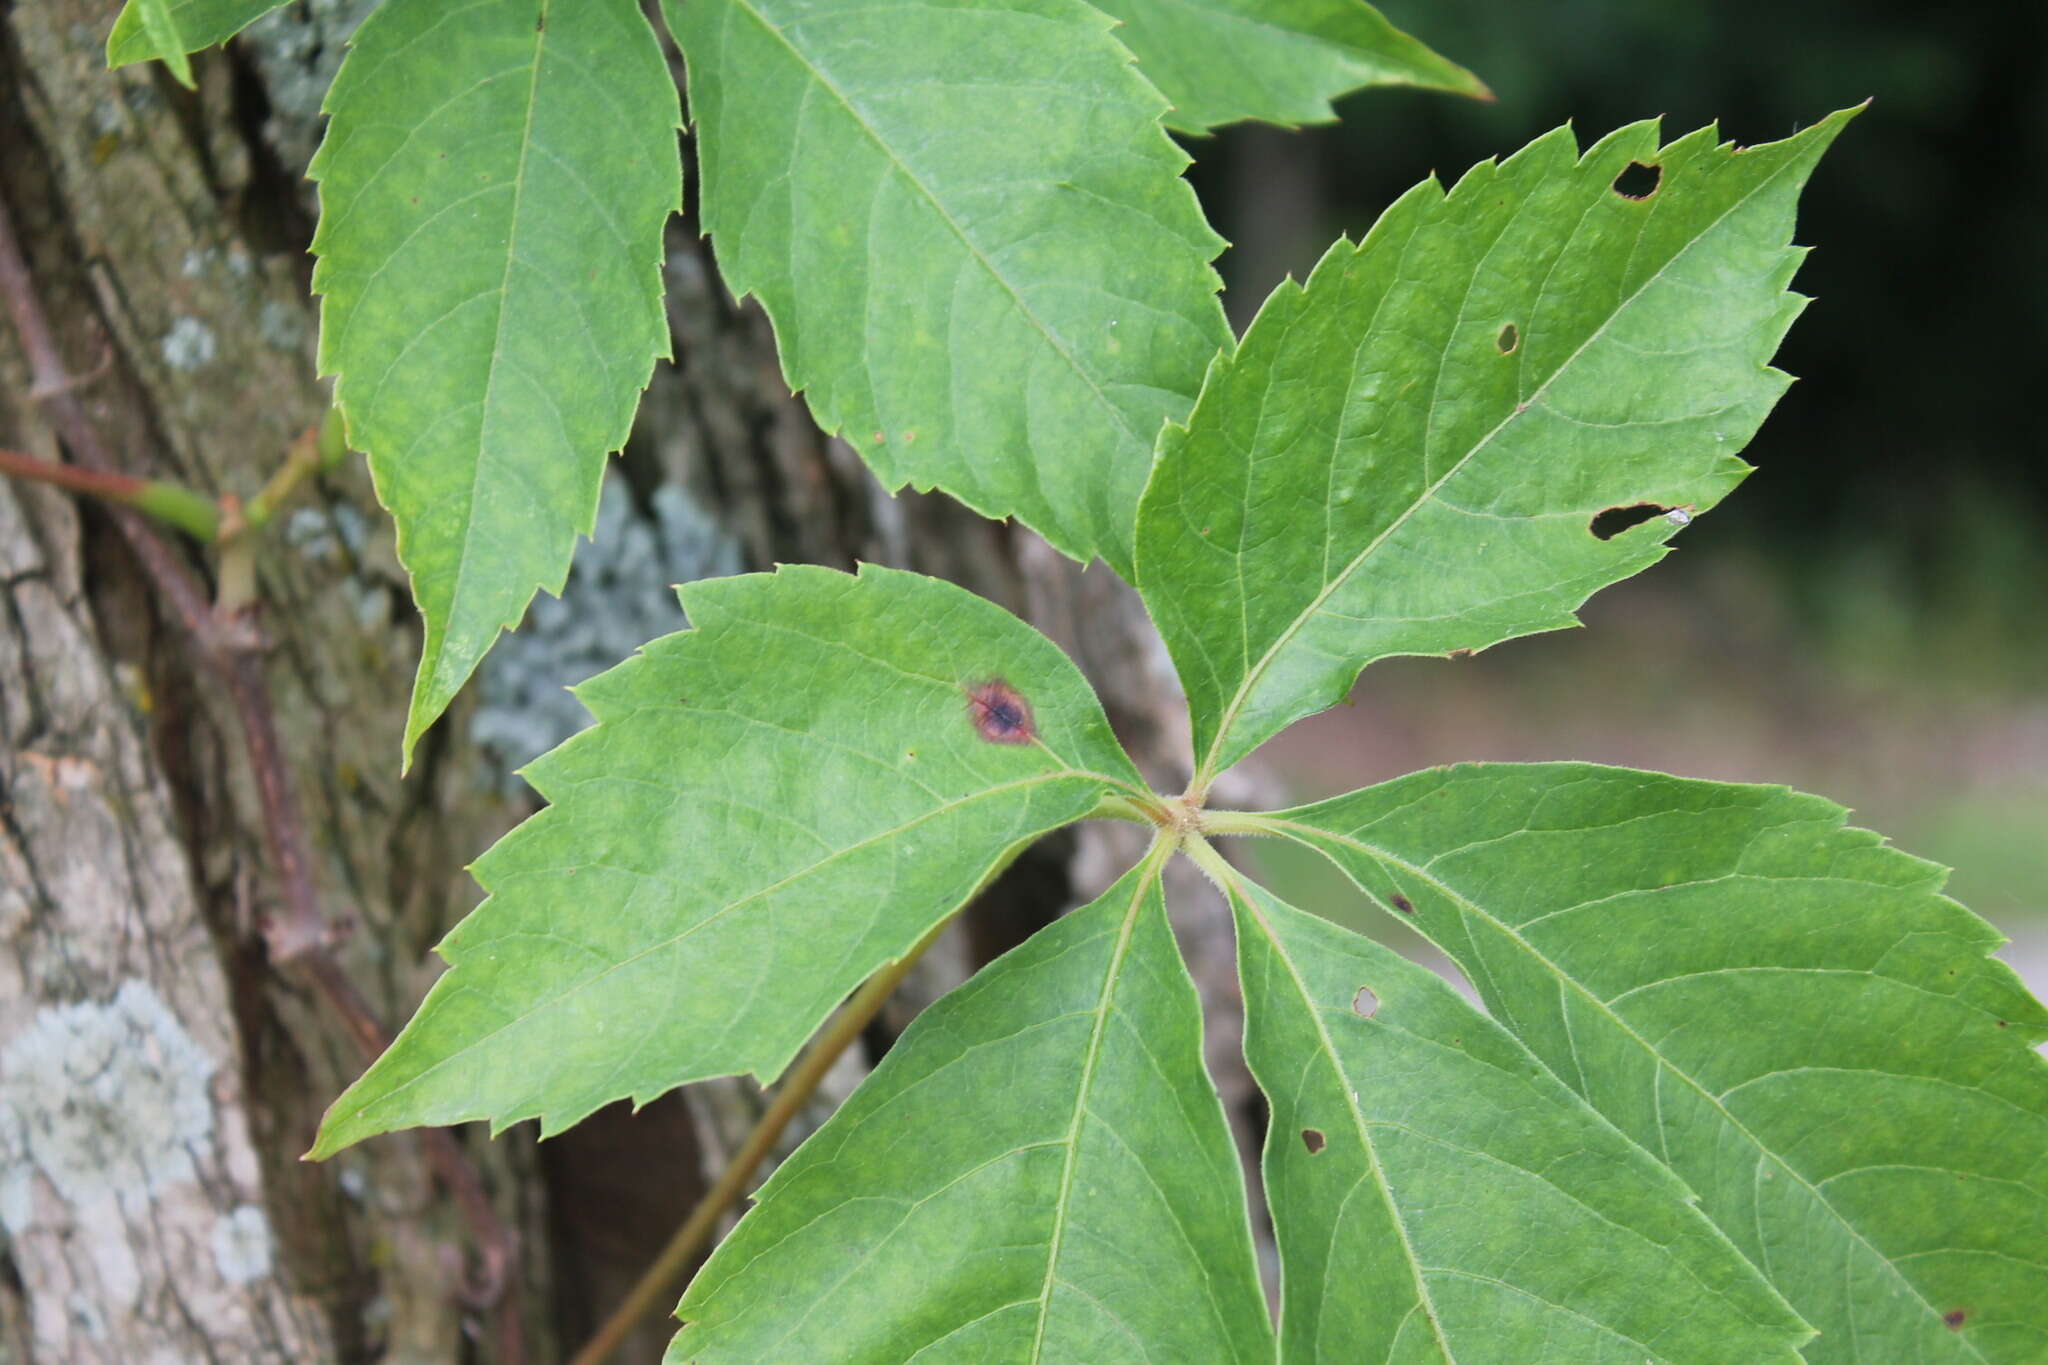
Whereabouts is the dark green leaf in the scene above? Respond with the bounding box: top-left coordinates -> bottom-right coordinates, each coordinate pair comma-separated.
313,566 -> 1145,1156
1272,763 -> 2048,1363
671,858 -> 1271,1363
1097,0 -> 1488,133
666,0 -> 1230,578
1225,869 -> 1810,1362
106,0 -> 285,72
312,0 -> 681,761
1137,109 -> 1858,781
108,0 -> 200,85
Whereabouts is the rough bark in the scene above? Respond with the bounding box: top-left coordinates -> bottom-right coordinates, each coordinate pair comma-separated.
0,6 -> 1252,1361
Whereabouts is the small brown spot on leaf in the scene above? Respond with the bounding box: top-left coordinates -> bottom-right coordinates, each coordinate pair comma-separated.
1388,894 -> 1414,915
872,431 -> 885,444
1301,1128 -> 1326,1154
1352,987 -> 1379,1017
1944,1309 -> 1968,1330
965,679 -> 1035,745
1996,1019 -> 2010,1028
1612,161 -> 1662,199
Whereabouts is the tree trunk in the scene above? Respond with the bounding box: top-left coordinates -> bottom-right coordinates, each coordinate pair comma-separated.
0,6 -> 1254,1361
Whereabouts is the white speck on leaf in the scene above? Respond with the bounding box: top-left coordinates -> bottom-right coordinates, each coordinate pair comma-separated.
1665,508 -> 1692,527
0,978 -> 217,1232
161,316 -> 217,371
211,1203 -> 275,1284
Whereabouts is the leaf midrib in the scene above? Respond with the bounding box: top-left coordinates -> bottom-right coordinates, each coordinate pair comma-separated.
1027,852 -> 1161,1361
1274,813 -> 1986,1362
1197,144 -> 1802,781
441,0 -> 552,694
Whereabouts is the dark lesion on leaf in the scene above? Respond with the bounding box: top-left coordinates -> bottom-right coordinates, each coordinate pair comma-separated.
1496,321 -> 1519,354
1387,893 -> 1415,915
1612,160 -> 1663,199
1944,1309 -> 1968,1330
965,679 -> 1036,745
1301,1128 -> 1326,1154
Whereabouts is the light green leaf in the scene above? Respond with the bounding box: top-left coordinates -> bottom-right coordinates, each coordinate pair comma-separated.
1095,0 -> 1489,133
671,857 -> 1271,1363
1271,763 -> 2048,1363
311,0 -> 681,762
107,0 -> 287,71
312,565 -> 1146,1157
107,0 -> 202,85
1223,869 -> 1811,1363
665,0 -> 1230,579
1137,108 -> 1858,781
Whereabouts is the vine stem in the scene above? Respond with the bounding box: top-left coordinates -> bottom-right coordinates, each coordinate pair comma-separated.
1195,807 -> 1289,839
568,912 -> 956,1365
0,191 -> 523,1358
1181,831 -> 1241,891
0,446 -> 221,539
0,197 -> 223,651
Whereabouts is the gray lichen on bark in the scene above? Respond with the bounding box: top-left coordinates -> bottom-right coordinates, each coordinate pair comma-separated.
0,467 -> 326,1359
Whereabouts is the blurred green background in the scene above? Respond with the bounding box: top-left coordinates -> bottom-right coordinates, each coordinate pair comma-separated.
1179,0 -> 2047,987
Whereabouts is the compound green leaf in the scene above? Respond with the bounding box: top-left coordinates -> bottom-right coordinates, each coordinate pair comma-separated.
1272,763 -> 2048,1363
1225,871 -> 1811,1363
671,858 -> 1271,1363
312,565 -> 1145,1156
665,0 -> 1230,579
1095,0 -> 1488,134
106,0 -> 285,74
312,0 -> 681,762
1137,109 -> 1858,781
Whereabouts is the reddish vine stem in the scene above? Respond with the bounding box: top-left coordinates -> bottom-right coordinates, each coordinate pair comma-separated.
0,191 -> 522,1358
1,444 -> 144,497
0,445 -> 221,539
0,220 -> 224,651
